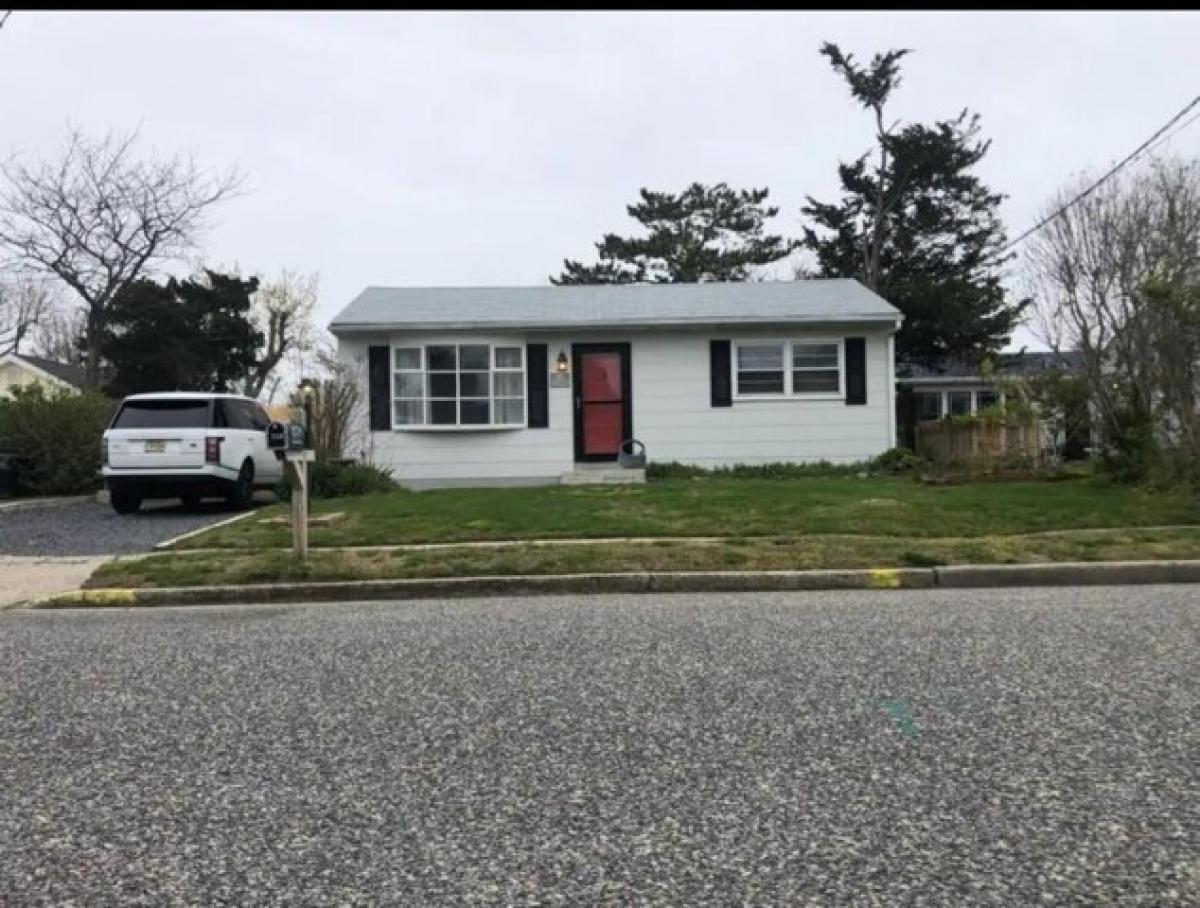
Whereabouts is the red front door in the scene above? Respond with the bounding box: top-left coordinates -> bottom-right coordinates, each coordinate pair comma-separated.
575,346 -> 629,460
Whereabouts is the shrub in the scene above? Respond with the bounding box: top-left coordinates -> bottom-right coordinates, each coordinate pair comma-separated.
275,459 -> 397,501
1099,401 -> 1158,483
0,385 -> 115,496
646,450 -> 927,481
646,460 -> 865,480
868,446 -> 927,475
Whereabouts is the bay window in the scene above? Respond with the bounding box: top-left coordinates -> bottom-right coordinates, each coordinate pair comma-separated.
392,343 -> 525,428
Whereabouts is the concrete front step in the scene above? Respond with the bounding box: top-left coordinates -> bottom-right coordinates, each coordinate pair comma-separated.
560,467 -> 646,485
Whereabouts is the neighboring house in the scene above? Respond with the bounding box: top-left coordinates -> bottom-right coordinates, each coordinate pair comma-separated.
330,280 -> 902,488
0,353 -> 88,398
896,351 -> 1087,456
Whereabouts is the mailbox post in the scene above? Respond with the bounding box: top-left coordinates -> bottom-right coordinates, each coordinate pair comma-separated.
268,421 -> 315,560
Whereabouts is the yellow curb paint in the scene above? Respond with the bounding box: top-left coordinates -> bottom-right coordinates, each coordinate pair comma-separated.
869,569 -> 901,589
44,588 -> 137,607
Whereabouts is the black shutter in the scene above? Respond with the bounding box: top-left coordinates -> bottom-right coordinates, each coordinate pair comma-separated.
368,345 -> 391,431
710,340 -> 732,407
845,337 -> 867,405
527,343 -> 548,428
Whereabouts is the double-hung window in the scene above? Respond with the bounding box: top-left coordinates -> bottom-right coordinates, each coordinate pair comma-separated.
392,343 -> 525,428
736,344 -> 785,394
735,340 -> 844,398
791,342 -> 841,393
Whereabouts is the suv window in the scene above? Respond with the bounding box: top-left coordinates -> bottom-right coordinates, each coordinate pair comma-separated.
113,399 -> 211,429
243,402 -> 270,431
217,399 -> 256,431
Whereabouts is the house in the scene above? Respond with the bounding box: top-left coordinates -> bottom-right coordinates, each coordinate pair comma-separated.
0,352 -> 88,398
896,351 -> 1088,457
330,279 -> 902,488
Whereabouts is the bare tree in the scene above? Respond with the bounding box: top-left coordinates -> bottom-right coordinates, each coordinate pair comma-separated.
0,128 -> 243,385
0,273 -> 52,355
1026,156 -> 1200,475
288,348 -> 363,461
29,302 -> 86,365
244,269 -> 318,399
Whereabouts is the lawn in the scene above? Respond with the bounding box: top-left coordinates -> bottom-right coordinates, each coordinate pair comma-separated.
91,527 -> 1200,588
171,474 -> 1200,550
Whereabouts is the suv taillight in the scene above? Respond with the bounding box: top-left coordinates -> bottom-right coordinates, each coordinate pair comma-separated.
205,436 -> 223,463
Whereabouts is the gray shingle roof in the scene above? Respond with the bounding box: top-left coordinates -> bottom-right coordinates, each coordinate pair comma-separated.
329,279 -> 900,333
13,354 -> 88,389
896,351 -> 1084,381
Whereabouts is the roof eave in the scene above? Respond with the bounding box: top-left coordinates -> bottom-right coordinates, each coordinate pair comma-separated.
329,313 -> 903,335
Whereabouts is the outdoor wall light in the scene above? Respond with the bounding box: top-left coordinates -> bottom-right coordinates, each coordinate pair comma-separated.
556,351 -> 569,374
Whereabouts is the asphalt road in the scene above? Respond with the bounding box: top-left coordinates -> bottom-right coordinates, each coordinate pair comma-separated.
2,587 -> 1197,905
0,499 -> 258,556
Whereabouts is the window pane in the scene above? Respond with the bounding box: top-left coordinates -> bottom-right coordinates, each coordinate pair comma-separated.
495,398 -> 524,424
495,347 -> 522,368
976,390 -> 1000,411
917,392 -> 941,420
460,400 -> 490,424
460,372 -> 490,398
948,391 -> 972,416
792,343 -> 839,369
394,348 -> 420,370
114,399 -> 210,429
737,371 -> 784,394
428,373 -> 456,398
427,345 -> 456,371
737,345 -> 783,370
394,400 -> 424,425
494,372 -> 523,397
429,400 -> 456,425
393,373 -> 422,398
460,345 -> 489,370
792,370 -> 839,393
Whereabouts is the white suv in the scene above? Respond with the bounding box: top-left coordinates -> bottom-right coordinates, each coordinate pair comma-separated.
102,392 -> 284,514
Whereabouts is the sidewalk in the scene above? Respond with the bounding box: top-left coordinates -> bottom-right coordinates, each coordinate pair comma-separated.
1,555 -> 111,609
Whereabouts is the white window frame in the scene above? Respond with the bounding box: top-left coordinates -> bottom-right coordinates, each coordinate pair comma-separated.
733,338 -> 845,400
914,386 -> 1006,421
391,342 -> 527,431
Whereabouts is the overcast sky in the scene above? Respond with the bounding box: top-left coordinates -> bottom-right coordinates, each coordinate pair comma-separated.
3,11 -> 1199,350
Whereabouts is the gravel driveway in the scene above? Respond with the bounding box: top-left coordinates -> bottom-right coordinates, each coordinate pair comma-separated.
2,586 -> 1198,904
0,499 -> 257,556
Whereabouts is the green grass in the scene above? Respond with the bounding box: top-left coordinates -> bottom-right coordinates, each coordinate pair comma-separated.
172,474 -> 1200,550
89,527 -> 1200,588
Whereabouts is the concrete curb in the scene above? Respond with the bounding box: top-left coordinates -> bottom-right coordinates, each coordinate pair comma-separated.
24,560 -> 1200,609
0,495 -> 93,513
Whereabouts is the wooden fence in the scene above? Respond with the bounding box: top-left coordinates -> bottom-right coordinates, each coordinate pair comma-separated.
916,419 -> 1040,467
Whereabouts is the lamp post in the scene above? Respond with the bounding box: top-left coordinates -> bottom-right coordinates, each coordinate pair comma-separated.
290,378 -> 317,560
299,378 -> 316,450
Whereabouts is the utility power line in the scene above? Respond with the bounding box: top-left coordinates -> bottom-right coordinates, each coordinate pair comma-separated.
999,91 -> 1200,257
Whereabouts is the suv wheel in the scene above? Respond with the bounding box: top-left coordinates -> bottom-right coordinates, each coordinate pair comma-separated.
110,487 -> 143,514
226,461 -> 254,511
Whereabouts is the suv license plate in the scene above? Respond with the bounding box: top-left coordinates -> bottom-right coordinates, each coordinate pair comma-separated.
145,440 -> 166,453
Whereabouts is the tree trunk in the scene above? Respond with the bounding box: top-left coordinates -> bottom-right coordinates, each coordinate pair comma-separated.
84,310 -> 103,389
